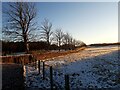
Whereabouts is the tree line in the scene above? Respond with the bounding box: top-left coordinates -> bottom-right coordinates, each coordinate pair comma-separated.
2,40 -> 86,55
2,2 -> 86,53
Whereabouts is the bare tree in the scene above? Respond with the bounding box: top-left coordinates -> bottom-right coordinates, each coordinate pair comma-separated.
2,2 -> 37,53
40,19 -> 53,49
69,36 -> 73,45
63,32 -> 71,45
54,28 -> 64,51
72,39 -> 76,46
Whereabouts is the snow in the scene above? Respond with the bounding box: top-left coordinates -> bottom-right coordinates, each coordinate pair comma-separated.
24,46 -> 120,89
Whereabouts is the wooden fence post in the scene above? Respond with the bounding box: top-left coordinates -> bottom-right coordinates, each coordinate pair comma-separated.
43,61 -> 45,80
50,66 -> 53,90
38,60 -> 40,74
65,74 -> 70,90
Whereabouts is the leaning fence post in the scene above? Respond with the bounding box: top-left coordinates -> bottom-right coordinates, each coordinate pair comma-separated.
38,60 -> 40,74
65,74 -> 70,90
43,61 -> 45,80
50,66 -> 53,90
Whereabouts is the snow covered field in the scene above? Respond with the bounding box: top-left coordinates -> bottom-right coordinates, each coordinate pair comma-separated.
24,45 -> 120,89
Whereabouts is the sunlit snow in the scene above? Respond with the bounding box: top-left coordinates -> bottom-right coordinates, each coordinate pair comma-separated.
24,45 -> 120,89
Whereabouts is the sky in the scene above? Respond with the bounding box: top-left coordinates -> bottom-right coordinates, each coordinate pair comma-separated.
2,2 -> 118,44
36,2 -> 118,44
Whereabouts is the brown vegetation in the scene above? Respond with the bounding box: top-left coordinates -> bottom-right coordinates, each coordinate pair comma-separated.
0,54 -> 31,64
1,47 -> 86,64
32,47 -> 86,61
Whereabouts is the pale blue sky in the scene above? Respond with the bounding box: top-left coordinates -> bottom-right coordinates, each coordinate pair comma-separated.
2,2 -> 118,44
36,2 -> 118,44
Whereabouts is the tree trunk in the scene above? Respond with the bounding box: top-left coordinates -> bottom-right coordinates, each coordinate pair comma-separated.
23,34 -> 29,53
58,40 -> 61,51
58,46 -> 60,52
24,41 -> 29,53
47,39 -> 50,50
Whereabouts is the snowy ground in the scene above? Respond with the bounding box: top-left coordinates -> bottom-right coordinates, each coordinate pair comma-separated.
24,45 -> 120,89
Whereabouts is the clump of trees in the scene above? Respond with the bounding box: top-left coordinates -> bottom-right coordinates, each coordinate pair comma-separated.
39,19 -> 86,51
2,2 -> 86,54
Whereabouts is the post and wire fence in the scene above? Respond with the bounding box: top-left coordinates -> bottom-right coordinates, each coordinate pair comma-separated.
27,56 -> 71,90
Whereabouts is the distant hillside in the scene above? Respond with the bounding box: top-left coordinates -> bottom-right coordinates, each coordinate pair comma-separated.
89,42 -> 120,46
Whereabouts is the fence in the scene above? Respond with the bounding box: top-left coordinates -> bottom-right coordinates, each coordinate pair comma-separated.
1,54 -> 71,90
27,57 -> 71,90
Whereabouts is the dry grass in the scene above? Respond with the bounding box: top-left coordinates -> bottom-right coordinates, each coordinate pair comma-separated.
0,47 -> 86,64
32,47 -> 86,61
0,54 -> 31,64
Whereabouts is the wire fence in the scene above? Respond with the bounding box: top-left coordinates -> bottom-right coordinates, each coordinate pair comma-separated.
26,56 -> 71,90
